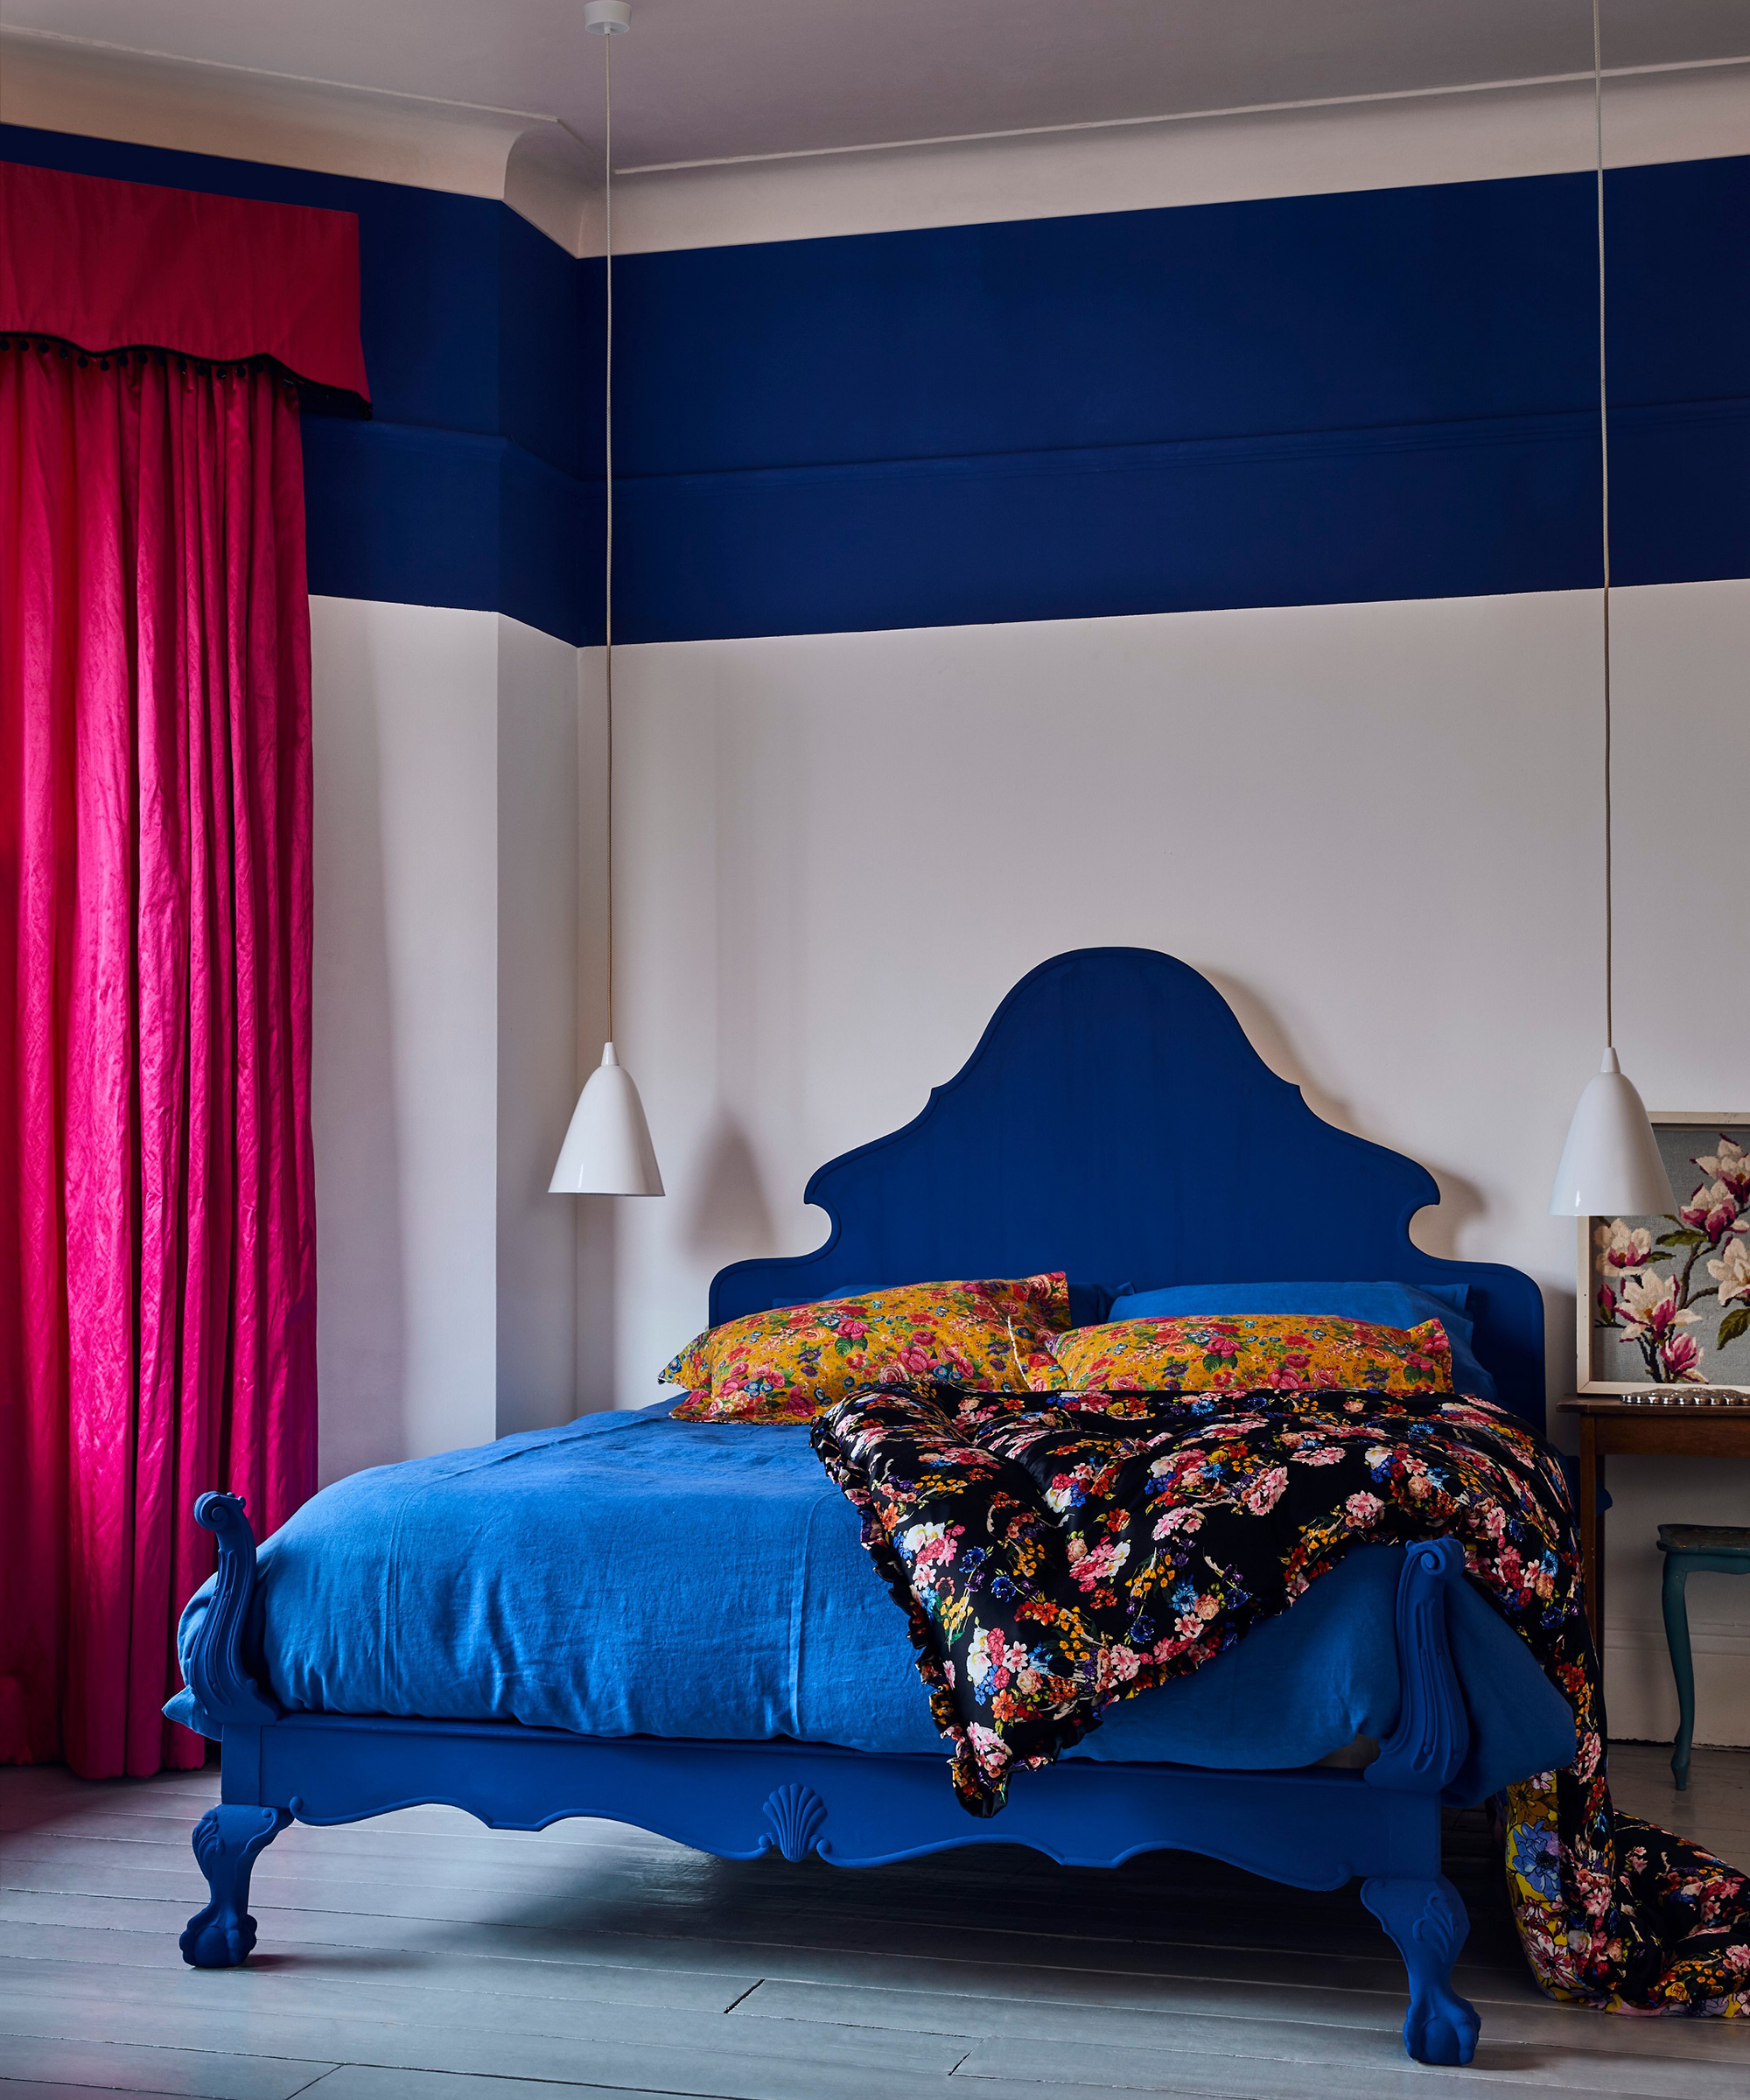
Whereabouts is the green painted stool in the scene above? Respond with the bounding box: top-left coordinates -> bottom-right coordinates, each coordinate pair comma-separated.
1657,1523 -> 1750,1789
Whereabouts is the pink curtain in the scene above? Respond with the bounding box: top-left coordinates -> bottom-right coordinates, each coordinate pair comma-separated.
0,339 -> 318,1776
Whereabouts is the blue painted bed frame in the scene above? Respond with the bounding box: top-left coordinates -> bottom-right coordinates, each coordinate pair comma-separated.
179,948 -> 1550,2068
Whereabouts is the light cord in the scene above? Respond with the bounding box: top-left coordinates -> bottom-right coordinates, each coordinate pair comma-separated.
1593,0 -> 1613,1051
603,28 -> 615,1042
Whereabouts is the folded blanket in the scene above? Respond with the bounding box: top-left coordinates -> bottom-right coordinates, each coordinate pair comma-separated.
811,1383 -> 1750,2015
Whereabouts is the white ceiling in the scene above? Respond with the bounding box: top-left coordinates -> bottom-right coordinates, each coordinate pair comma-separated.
4,1 -> 1746,170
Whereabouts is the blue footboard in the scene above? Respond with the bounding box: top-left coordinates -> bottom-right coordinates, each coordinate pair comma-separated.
178,1491 -> 1483,2066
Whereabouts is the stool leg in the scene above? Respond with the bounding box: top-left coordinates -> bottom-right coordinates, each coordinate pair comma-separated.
1661,1555 -> 1695,1791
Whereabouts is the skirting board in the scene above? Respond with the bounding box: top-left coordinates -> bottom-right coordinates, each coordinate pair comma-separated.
1603,1619 -> 1750,1747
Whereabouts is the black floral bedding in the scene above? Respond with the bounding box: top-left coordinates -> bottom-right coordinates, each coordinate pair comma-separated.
812,1382 -> 1750,2016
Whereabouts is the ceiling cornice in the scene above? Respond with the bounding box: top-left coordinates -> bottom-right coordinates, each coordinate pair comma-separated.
0,27 -> 602,250
4,26 -> 1746,257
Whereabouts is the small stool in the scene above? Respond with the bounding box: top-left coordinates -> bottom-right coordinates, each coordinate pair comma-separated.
1657,1523 -> 1750,1789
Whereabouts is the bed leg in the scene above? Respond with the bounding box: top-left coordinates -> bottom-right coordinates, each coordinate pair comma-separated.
1361,1873 -> 1480,2066
179,1803 -> 290,1968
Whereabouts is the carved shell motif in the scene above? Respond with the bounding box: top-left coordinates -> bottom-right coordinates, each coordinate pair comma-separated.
761,1782 -> 827,1863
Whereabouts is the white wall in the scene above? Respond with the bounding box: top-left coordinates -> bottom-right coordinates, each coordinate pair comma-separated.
608,578 -> 1750,1743
310,599 -> 585,1482
573,653 -> 620,1415
495,616 -> 587,1438
311,600 -> 498,1480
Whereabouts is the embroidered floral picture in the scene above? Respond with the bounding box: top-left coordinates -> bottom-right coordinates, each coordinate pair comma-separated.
1587,1123 -> 1750,1387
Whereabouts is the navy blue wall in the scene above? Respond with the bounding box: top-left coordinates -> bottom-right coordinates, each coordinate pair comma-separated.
5,124 -> 1746,645
611,159 -> 1749,640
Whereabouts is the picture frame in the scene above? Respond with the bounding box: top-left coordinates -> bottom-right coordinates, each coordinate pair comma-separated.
1576,1113 -> 1750,1394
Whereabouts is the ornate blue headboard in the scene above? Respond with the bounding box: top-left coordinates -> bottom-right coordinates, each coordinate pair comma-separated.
710,948 -> 1546,1426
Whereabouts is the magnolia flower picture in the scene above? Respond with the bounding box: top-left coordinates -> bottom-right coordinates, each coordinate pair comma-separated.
1585,1122 -> 1750,1390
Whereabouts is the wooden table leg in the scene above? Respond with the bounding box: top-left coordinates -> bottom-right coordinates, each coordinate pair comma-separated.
1578,1414 -> 1602,1650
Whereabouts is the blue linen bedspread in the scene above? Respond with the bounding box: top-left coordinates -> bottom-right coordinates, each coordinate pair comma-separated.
171,1399 -> 1573,1802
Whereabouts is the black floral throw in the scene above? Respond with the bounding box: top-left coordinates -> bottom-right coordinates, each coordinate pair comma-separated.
811,1383 -> 1750,2014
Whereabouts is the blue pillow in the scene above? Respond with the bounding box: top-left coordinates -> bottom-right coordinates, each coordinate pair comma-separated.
1104,1280 -> 1496,1401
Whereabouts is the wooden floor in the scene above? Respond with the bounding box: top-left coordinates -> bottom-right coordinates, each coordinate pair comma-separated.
3,1743 -> 1747,2100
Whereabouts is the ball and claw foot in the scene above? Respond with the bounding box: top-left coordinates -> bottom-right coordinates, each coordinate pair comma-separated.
1361,1873 -> 1481,2066
179,1803 -> 290,1968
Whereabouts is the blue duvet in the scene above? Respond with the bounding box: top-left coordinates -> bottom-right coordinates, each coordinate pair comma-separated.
172,1400 -> 1573,1802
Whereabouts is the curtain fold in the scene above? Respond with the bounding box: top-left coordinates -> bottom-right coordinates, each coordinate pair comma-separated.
0,340 -> 317,1776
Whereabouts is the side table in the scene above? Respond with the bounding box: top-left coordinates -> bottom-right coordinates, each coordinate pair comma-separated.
1556,1394 -> 1750,1651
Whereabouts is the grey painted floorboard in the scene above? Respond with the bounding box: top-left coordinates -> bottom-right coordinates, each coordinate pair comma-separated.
955,2032 -> 1696,2098
733,1975 -> 1750,2065
0,2085 -> 327,2100
298,2074 -> 711,2100
0,2087 -> 333,2100
0,1918 -> 1542,2026
3,1748 -> 1746,2098
0,2037 -> 332,2099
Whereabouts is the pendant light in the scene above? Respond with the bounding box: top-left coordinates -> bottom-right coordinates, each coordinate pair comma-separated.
551,0 -> 664,1198
1549,0 -> 1672,1222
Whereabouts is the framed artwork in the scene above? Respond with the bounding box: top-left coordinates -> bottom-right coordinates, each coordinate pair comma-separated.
1578,1116 -> 1750,1393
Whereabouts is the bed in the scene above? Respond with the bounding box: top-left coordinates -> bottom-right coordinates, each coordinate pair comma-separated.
172,946 -> 1566,2066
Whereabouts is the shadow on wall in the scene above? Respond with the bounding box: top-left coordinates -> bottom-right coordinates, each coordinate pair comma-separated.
1200,962 -> 1363,1135
1199,961 -> 1486,1260
1404,1167 -> 1487,1264
577,1191 -> 618,1415
685,1114 -> 778,1266
1546,1288 -> 1579,1434
313,658 -> 410,1486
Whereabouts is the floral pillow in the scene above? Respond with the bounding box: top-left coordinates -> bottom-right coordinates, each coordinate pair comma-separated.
1044,1312 -> 1453,1396
667,1273 -> 1072,1424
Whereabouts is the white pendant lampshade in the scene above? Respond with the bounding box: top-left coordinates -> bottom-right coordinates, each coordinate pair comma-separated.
1549,1048 -> 1673,1219
550,1043 -> 664,1196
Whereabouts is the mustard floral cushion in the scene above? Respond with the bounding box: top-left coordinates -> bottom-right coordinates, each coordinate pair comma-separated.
666,1273 -> 1072,1424
1045,1312 -> 1454,1396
